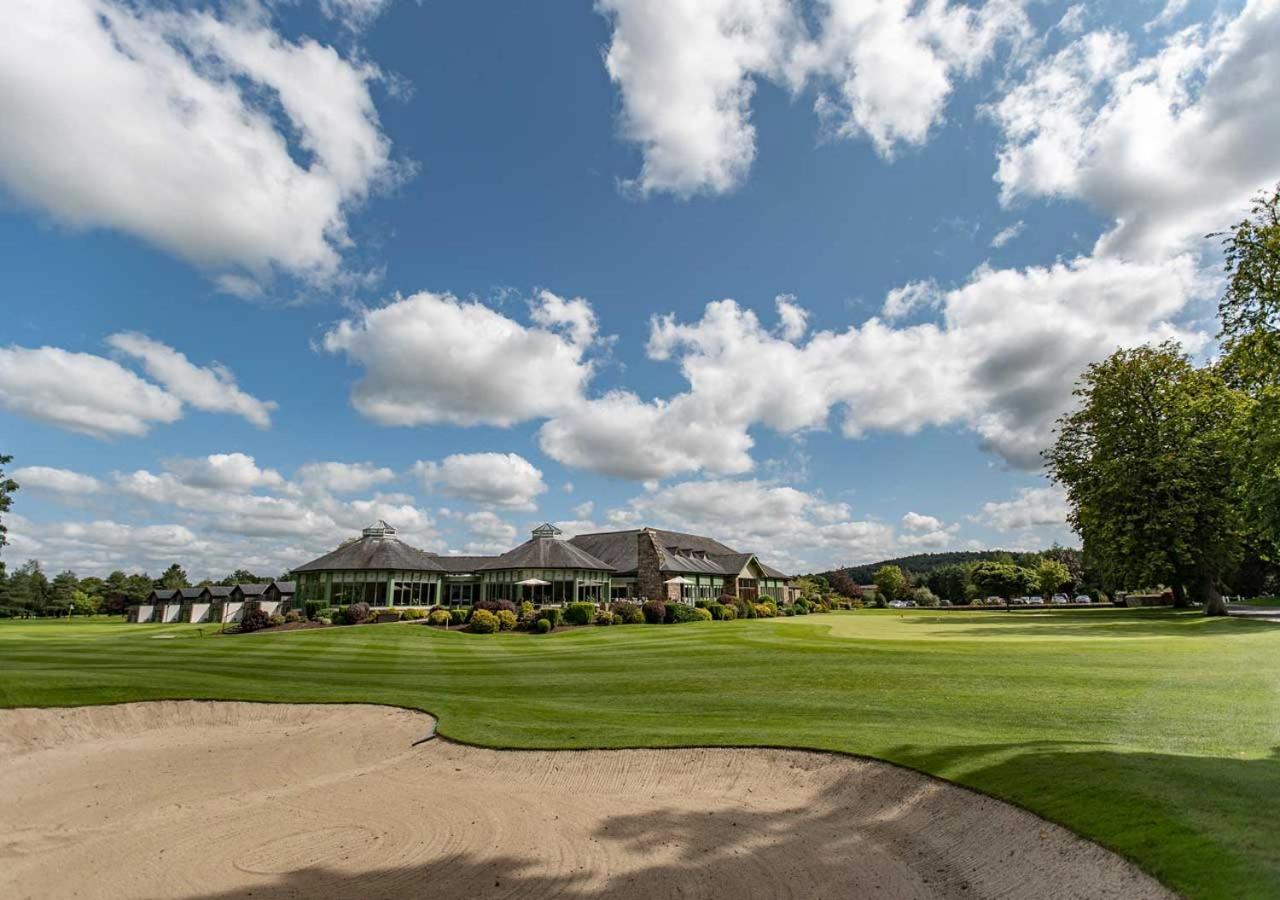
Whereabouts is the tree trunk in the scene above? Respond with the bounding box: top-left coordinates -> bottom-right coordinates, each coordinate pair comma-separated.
1170,582 -> 1190,608
1192,570 -> 1229,617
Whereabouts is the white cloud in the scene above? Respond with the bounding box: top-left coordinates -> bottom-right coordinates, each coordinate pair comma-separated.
1145,0 -> 1188,32
1057,5 -> 1087,35
0,0 -> 400,289
775,293 -> 809,341
597,0 -> 802,196
461,510 -> 518,554
992,1 -> 1280,260
296,461 -> 396,494
529,289 -> 599,347
107,333 -> 276,428
901,511 -> 943,532
10,466 -> 103,495
319,0 -> 393,32
881,279 -> 939,320
989,220 -> 1025,248
162,453 -> 284,491
323,291 -> 594,427
808,0 -> 1030,157
971,485 -> 1070,530
415,452 -> 547,510
0,345 -> 182,438
598,0 -> 1028,195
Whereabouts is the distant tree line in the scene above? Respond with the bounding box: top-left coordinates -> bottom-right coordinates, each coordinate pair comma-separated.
812,546 -> 1085,606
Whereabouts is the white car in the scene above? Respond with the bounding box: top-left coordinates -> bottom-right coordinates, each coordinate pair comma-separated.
888,600 -> 907,608
1010,597 -> 1028,605
1051,594 -> 1069,604
1073,595 -> 1091,604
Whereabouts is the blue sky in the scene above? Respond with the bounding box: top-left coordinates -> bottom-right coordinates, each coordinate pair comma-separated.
1,0 -> 1274,578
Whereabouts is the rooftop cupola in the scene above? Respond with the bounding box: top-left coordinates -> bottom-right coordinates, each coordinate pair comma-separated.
531,522 -> 563,539
362,520 -> 396,539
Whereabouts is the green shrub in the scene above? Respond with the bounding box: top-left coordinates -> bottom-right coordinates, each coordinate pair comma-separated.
782,607 -> 795,616
449,608 -> 468,625
239,608 -> 270,632
666,603 -> 703,624
641,600 -> 666,624
540,607 -> 562,628
304,601 -> 323,620
470,609 -> 499,634
315,616 -> 332,625
284,610 -> 303,623
913,587 -> 940,607
400,607 -> 426,620
706,602 -> 726,620
594,610 -> 614,625
268,613 -> 285,627
428,609 -> 450,626
754,603 -> 774,618
535,617 -> 551,634
720,604 -> 737,621
690,607 -> 712,622
496,609 -> 517,631
519,601 -> 535,622
314,606 -> 336,621
610,601 -> 643,624
793,599 -> 810,613
759,594 -> 775,605
564,602 -> 596,626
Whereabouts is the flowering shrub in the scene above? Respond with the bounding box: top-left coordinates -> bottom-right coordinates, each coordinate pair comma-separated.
284,610 -> 303,623
720,604 -> 737,620
519,601 -> 535,621
268,613 -> 286,626
470,609 -> 499,634
641,600 -> 666,624
473,599 -> 518,616
239,608 -> 270,632
496,609 -> 517,631
754,603 -> 774,618
594,610 -> 614,625
428,609 -> 450,626
610,601 -> 643,624
348,602 -> 372,624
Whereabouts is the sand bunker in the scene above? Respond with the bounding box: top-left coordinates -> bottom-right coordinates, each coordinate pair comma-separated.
0,702 -> 1170,899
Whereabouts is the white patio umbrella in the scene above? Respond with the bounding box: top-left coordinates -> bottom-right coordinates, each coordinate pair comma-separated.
517,578 -> 551,586
663,576 -> 691,584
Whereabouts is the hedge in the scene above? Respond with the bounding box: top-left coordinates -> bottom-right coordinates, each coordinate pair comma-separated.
564,602 -> 596,626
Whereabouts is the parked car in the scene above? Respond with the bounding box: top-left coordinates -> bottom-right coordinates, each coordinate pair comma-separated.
889,600 -> 907,608
1010,597 -> 1028,605
1073,595 -> 1091,604
1051,594 -> 1069,604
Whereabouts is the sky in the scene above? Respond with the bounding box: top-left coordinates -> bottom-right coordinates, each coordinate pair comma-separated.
1,0 -> 1276,580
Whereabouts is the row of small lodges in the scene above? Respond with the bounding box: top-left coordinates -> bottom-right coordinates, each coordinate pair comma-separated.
128,580 -> 295,624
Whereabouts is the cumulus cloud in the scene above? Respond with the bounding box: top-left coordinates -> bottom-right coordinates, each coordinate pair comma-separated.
0,0 -> 401,290
991,0 -> 1280,260
0,345 -> 182,438
902,511 -> 943,532
598,0 -> 1028,195
162,453 -> 284,491
10,466 -> 104,495
460,510 -> 518,554
414,452 -> 547,510
296,461 -> 396,494
971,484 -> 1070,531
107,333 -> 276,428
323,291 -> 594,427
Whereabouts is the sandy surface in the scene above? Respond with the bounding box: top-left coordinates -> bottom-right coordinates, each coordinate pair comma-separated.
0,702 -> 1172,900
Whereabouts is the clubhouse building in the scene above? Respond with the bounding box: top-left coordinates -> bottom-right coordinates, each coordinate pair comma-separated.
128,520 -> 796,623
291,521 -> 797,610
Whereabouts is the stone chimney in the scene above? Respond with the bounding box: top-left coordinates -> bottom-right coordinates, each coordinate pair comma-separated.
636,528 -> 666,602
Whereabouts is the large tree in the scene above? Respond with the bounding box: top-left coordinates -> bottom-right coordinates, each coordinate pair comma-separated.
1035,559 -> 1072,599
1046,343 -> 1249,616
1216,185 -> 1280,557
0,454 -> 17,551
872,565 -> 908,602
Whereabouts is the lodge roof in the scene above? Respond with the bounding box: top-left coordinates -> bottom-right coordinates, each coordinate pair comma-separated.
234,583 -> 271,597
207,585 -> 234,598
480,528 -> 614,572
568,528 -> 793,579
293,528 -> 448,574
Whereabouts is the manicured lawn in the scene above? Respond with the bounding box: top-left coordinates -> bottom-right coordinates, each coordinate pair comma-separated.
1234,596 -> 1280,607
2,608 -> 1277,899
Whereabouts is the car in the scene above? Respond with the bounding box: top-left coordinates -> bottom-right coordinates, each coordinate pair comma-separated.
1051,594 -> 1069,604
984,596 -> 1003,605
1010,597 -> 1028,605
1073,595 -> 1091,604
888,600 -> 907,608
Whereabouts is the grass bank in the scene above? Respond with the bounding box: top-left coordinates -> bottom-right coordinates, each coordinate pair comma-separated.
1,608 -> 1276,899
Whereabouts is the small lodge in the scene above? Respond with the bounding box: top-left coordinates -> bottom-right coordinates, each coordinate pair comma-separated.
127,520 -> 797,623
